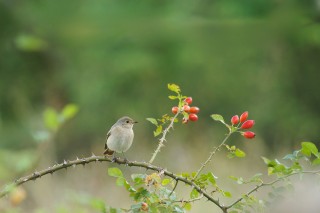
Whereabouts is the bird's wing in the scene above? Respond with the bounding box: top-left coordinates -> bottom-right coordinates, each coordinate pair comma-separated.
105,130 -> 111,149
104,130 -> 114,155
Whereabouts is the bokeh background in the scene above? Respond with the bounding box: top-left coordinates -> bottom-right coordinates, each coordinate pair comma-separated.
1,0 -> 320,212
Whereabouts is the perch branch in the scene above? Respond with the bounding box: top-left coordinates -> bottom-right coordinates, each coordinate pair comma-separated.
0,155 -> 225,211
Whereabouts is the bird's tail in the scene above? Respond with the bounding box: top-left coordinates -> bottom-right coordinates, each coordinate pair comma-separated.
103,148 -> 114,155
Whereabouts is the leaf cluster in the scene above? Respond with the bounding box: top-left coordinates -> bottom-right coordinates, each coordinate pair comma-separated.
108,168 -> 187,213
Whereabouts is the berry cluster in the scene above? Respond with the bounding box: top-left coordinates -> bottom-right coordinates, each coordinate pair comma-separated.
231,111 -> 256,139
172,97 -> 200,124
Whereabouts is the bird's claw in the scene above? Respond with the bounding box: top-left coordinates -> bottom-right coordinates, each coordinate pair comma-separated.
111,156 -> 119,163
124,158 -> 129,166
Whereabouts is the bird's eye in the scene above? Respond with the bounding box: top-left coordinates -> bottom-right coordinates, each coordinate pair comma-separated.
126,120 -> 130,123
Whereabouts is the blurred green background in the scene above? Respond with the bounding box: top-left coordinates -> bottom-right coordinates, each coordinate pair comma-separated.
1,0 -> 320,212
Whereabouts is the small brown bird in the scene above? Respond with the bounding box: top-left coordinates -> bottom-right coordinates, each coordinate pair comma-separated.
104,116 -> 137,157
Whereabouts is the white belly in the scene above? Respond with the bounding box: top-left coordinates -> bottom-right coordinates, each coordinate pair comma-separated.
107,126 -> 134,153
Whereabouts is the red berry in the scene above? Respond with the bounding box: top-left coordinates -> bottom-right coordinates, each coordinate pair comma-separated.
243,131 -> 256,139
183,105 -> 190,112
240,111 -> 248,123
189,106 -> 200,114
189,113 -> 198,121
182,117 -> 189,124
241,120 -> 255,129
141,202 -> 149,211
231,115 -> 239,125
184,97 -> 193,105
172,106 -> 179,114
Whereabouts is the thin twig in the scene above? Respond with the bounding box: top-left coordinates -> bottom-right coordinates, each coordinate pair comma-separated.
169,180 -> 179,196
177,194 -> 204,204
226,170 -> 320,209
149,112 -> 180,164
193,132 -> 232,180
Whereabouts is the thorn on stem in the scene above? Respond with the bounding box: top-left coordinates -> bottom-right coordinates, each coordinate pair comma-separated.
33,172 -> 40,178
81,159 -> 87,166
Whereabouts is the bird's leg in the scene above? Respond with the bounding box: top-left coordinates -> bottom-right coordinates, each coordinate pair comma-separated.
111,154 -> 118,163
122,152 -> 129,165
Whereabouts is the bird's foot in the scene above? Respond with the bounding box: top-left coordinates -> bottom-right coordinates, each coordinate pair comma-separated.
123,158 -> 129,166
111,156 -> 119,163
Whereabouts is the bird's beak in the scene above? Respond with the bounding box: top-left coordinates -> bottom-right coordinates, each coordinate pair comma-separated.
133,121 -> 138,124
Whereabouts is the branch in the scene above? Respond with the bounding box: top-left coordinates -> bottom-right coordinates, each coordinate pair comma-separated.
0,155 -> 225,211
226,170 -> 320,209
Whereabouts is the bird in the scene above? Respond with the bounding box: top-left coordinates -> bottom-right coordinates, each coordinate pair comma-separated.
104,116 -> 137,160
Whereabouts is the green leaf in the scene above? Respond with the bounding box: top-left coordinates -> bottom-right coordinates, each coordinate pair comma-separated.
108,167 -> 123,178
229,176 -> 244,184
181,173 -> 190,178
249,173 -> 263,183
133,188 -> 150,201
267,167 -> 275,175
168,95 -> 178,100
130,203 -> 142,211
154,125 -> 162,137
190,188 -> 199,199
274,164 -> 286,173
301,142 -> 318,157
168,83 -> 181,94
116,177 -> 127,186
230,126 -> 238,133
62,104 -> 79,120
109,207 -> 121,213
43,108 -> 59,131
235,148 -> 246,158
173,206 -> 185,213
149,194 -> 160,203
229,176 -> 238,181
191,172 -> 197,178
237,177 -> 244,184
162,178 -> 171,186
90,198 -> 106,212
184,202 -> 192,211
261,157 -> 271,165
15,34 -> 48,52
312,158 -> 320,165
146,118 -> 158,126
290,162 -> 302,171
211,114 -> 225,123
131,174 -> 146,185
222,191 -> 232,198
207,172 -> 217,185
